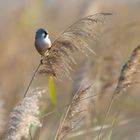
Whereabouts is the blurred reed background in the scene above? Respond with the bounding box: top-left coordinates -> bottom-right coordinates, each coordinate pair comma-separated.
1,0 -> 140,140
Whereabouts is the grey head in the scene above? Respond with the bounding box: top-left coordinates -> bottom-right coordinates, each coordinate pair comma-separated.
35,28 -> 51,56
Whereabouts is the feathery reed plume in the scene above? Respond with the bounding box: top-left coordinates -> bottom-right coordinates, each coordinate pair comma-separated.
40,13 -> 112,79
23,13 -> 111,98
5,88 -> 45,140
115,45 -> 140,94
97,45 -> 140,140
54,81 -> 94,140
71,61 -> 94,138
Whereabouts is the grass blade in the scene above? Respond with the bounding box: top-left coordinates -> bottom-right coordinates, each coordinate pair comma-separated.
49,76 -> 57,106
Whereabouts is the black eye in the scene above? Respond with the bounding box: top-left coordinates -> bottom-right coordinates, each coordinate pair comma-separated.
43,31 -> 47,38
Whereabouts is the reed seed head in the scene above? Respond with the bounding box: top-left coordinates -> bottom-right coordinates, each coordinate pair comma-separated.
115,45 -> 140,94
5,89 -> 44,140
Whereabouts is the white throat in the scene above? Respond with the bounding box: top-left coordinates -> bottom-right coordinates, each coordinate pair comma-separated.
44,35 -> 51,48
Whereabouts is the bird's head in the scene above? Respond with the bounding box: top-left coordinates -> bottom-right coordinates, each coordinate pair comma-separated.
35,28 -> 48,39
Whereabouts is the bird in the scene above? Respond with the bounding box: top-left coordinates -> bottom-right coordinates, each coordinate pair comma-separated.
35,28 -> 52,57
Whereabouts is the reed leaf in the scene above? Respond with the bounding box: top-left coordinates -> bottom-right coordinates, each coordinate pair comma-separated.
48,76 -> 57,106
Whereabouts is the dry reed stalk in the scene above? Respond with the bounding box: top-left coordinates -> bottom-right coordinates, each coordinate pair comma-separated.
135,124 -> 140,140
54,80 -> 94,140
0,95 -> 7,139
95,54 -> 120,113
99,54 -> 120,97
39,13 -> 111,79
66,118 -> 132,139
97,45 -> 140,140
5,88 -> 46,140
72,60 -> 90,96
